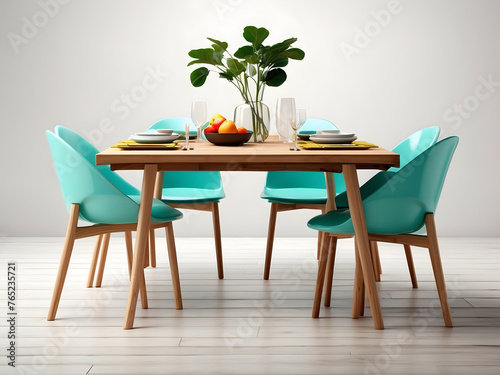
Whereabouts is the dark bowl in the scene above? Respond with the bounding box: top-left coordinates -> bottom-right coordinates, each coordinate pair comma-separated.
205,131 -> 253,146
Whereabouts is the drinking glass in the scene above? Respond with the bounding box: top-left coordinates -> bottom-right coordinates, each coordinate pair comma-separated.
275,98 -> 296,148
191,101 -> 207,142
292,109 -> 307,150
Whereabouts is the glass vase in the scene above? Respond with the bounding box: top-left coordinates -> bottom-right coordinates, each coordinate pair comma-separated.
233,101 -> 270,142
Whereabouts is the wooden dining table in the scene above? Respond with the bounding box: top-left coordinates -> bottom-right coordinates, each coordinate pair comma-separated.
96,136 -> 399,330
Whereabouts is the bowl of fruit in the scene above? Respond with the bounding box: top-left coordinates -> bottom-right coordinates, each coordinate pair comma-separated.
204,114 -> 253,146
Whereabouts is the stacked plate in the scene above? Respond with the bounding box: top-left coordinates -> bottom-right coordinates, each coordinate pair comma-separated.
129,131 -> 180,144
309,130 -> 357,144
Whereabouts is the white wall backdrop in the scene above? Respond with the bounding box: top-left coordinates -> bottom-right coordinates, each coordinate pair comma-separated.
1,0 -> 499,237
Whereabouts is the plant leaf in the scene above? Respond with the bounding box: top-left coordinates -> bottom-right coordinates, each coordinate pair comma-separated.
234,45 -> 254,59
219,71 -> 234,81
227,58 -> 246,76
245,54 -> 260,64
207,38 -> 228,51
271,57 -> 289,68
213,51 -> 223,64
247,64 -> 257,77
243,26 -> 269,49
281,48 -> 305,60
212,44 -> 224,53
190,67 -> 210,87
187,48 -> 221,66
264,68 -> 287,87
187,59 -> 207,67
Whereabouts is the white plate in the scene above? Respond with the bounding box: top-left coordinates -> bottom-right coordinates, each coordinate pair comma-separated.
311,133 -> 356,138
316,129 -> 341,135
156,129 -> 174,135
309,136 -> 358,144
134,132 -> 177,137
129,133 -> 180,143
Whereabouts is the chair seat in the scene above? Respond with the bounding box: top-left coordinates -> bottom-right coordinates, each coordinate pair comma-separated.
261,188 -> 327,204
128,196 -> 184,222
308,200 -> 427,236
307,208 -> 354,234
160,188 -> 225,204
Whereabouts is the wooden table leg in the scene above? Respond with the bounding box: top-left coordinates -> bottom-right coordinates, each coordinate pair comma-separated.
342,164 -> 384,330
123,164 -> 157,330
322,172 -> 337,293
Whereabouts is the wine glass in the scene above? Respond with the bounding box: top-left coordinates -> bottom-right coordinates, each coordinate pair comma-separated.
191,101 -> 207,142
276,98 -> 296,148
292,109 -> 307,150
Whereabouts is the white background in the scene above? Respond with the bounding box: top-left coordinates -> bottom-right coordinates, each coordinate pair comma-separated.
1,0 -> 499,237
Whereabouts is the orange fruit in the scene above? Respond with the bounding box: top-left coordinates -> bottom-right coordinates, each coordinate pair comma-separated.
218,120 -> 238,134
237,127 -> 248,133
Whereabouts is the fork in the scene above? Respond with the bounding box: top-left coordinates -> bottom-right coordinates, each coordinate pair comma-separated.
182,123 -> 190,151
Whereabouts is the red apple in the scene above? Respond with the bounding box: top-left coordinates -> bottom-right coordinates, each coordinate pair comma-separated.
237,127 -> 248,133
211,117 -> 225,132
204,125 -> 217,134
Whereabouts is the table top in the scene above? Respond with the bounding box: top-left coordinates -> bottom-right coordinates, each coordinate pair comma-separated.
96,136 -> 399,173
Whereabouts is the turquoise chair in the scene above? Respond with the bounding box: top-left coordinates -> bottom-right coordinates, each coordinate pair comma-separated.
261,118 -> 346,280
334,126 -> 441,284
308,136 -> 459,326
148,118 -> 226,279
55,125 -> 142,287
46,130 -> 184,321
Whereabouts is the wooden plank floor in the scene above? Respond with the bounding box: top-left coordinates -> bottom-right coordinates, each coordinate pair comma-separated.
1,236 -> 499,374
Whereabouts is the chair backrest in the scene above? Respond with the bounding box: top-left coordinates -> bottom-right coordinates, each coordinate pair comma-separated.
265,171 -> 346,193
363,136 -> 459,234
388,126 -> 440,172
147,119 -> 223,191
300,118 -> 339,132
54,126 -> 140,196
149,117 -> 211,140
161,171 -> 224,191
148,117 -> 196,132
46,131 -> 142,224
267,118 -> 344,193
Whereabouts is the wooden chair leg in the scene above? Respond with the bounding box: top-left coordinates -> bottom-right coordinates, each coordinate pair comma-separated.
165,222 -> 183,310
425,214 -> 453,327
143,234 -> 150,268
323,237 -> 338,307
138,263 -> 148,310
370,241 -> 382,281
312,234 -> 331,318
95,233 -> 110,287
352,239 -> 365,318
87,234 -> 103,288
149,229 -> 157,268
317,207 -> 327,260
404,244 -> 418,288
48,204 -> 79,321
264,203 -> 278,280
125,231 -> 148,307
317,232 -> 322,260
211,202 -> 224,279
124,231 -> 133,278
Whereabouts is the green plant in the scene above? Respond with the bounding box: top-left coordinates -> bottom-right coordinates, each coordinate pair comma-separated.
187,26 -> 305,141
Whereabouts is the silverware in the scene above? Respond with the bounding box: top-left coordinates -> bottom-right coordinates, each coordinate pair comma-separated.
182,123 -> 190,151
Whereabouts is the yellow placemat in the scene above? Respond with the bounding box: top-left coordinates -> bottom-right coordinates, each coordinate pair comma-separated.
298,141 -> 379,150
112,140 -> 181,150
